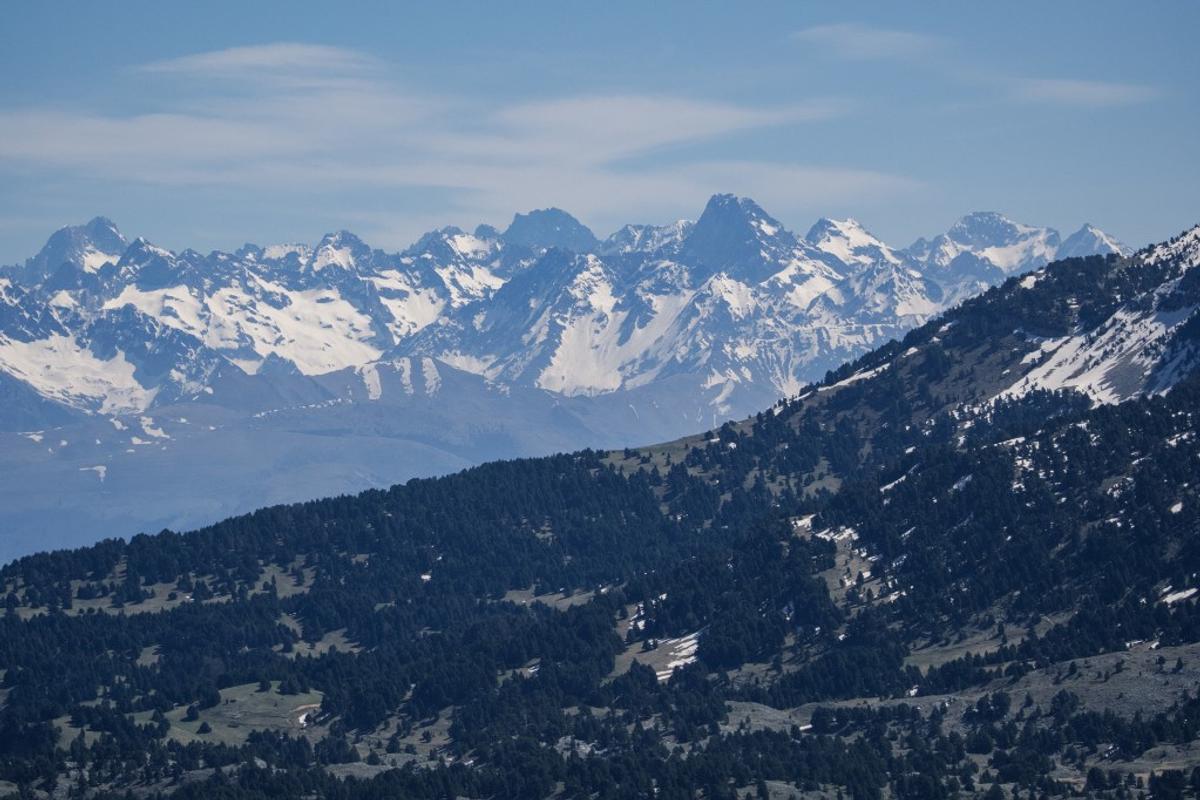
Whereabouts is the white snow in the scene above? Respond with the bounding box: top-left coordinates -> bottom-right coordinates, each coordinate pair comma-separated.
369,272 -> 446,339
1162,587 -> 1197,605
449,233 -> 493,259
79,465 -> 107,482
536,258 -> 695,396
708,274 -> 758,319
420,358 -> 441,394
819,363 -> 890,392
433,263 -> 505,307
1006,304 -> 1196,405
654,631 -> 701,682
139,416 -> 169,439
261,244 -> 311,261
49,290 -> 78,308
312,244 -> 355,271
81,247 -> 120,272
0,333 -> 156,414
358,363 -> 382,400
809,218 -> 902,267
103,285 -> 206,338
206,277 -> 382,374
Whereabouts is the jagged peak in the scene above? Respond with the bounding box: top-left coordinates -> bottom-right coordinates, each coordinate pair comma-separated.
697,193 -> 775,224
310,230 -> 370,272
502,207 -> 598,253
690,193 -> 788,242
806,217 -> 902,268
600,219 -> 693,255
945,211 -> 1054,245
317,229 -> 366,248
123,236 -> 174,260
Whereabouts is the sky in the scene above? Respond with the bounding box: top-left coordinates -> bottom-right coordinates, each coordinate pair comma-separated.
1,1 -> 1197,262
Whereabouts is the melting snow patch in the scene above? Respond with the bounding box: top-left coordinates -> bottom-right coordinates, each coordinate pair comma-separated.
819,363 -> 890,392
654,631 -> 701,682
420,358 -> 441,394
1170,501 -> 1184,514
1162,587 -> 1197,605
79,466 -> 107,482
358,363 -> 382,400
139,417 -> 169,439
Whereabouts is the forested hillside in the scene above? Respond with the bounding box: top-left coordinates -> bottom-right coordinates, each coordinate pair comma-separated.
0,227 -> 1198,799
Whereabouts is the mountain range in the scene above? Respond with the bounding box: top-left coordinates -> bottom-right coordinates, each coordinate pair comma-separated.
0,220 -> 1196,799
0,196 -> 1131,559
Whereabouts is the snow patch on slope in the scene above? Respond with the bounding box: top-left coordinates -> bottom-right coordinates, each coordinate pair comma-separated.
0,333 -> 156,413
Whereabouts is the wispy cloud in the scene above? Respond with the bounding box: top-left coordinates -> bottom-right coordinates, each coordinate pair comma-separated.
141,43 -> 381,80
791,23 -> 939,60
0,42 -> 916,245
1013,78 -> 1162,108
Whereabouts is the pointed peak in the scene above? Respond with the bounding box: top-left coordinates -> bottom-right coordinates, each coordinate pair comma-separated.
27,216 -> 129,277
699,193 -> 772,221
83,216 -> 122,236
317,229 -> 366,248
806,217 -> 901,268
693,194 -> 783,237
681,194 -> 801,281
312,230 -> 368,272
1059,223 -> 1131,258
125,237 -> 173,258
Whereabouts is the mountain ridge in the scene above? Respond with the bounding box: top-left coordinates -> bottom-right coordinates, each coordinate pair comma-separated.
0,197 -> 1134,558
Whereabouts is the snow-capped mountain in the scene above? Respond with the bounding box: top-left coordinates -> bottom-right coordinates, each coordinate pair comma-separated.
0,197 -> 1133,558
902,211 -> 1139,307
1057,223 -> 1132,260
995,225 -> 1199,405
908,211 -> 1059,274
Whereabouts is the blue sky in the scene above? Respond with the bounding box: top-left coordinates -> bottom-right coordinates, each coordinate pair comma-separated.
1,1 -> 1197,261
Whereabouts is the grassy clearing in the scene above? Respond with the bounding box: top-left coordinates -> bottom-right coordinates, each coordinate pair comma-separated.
147,681 -> 325,747
9,559 -> 312,621
501,586 -> 596,612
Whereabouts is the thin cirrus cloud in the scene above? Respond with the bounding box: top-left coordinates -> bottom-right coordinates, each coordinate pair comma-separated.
0,42 -> 915,243
793,24 -> 1161,113
1013,78 -> 1162,108
139,42 -> 383,84
791,23 -> 940,60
